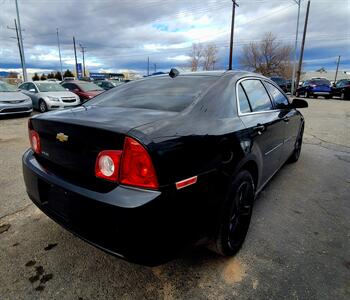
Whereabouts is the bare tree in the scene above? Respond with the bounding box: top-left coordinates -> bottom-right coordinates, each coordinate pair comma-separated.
239,32 -> 293,77
189,43 -> 203,71
202,44 -> 218,71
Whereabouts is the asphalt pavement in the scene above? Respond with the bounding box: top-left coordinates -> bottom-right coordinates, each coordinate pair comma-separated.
0,98 -> 349,299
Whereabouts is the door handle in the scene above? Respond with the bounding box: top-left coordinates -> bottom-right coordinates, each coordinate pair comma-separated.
283,117 -> 290,122
253,124 -> 265,135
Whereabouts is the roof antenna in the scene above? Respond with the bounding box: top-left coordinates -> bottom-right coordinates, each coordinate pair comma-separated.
169,68 -> 179,78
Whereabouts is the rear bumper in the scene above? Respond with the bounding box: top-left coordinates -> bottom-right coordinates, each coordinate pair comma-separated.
22,149 -> 193,265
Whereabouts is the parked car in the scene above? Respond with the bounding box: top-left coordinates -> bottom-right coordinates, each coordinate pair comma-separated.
270,77 -> 289,93
95,80 -> 118,90
0,81 -> 32,116
61,80 -> 103,101
332,79 -> 350,100
296,78 -> 332,98
18,81 -> 80,113
23,70 -> 307,265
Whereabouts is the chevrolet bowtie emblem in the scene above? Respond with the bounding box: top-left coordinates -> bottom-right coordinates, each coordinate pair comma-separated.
56,132 -> 68,142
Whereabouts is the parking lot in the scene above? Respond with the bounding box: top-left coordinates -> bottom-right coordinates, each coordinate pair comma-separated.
0,98 -> 349,299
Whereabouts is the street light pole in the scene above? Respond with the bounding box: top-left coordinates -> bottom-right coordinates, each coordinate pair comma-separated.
296,0 -> 311,89
15,0 -> 27,81
56,28 -> 64,80
291,0 -> 301,95
79,43 -> 87,77
334,55 -> 341,83
228,0 -> 239,70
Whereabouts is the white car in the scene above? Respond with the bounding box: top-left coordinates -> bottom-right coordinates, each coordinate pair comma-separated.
19,81 -> 80,113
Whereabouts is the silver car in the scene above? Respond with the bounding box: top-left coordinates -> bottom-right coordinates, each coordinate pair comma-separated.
0,81 -> 32,116
19,81 -> 80,113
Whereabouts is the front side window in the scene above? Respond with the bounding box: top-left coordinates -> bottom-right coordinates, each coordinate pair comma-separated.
241,80 -> 273,112
265,82 -> 289,109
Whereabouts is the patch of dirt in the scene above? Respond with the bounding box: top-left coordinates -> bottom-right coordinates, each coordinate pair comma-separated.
221,258 -> 247,284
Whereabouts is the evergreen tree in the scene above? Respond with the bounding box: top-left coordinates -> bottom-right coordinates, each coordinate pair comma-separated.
32,73 -> 40,81
63,69 -> 74,78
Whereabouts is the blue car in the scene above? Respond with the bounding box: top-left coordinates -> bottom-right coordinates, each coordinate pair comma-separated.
296,78 -> 332,99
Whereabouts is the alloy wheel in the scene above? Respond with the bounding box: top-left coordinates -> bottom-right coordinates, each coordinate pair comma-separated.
227,181 -> 253,250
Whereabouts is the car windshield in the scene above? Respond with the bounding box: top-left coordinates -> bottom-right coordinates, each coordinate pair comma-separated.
78,82 -> 103,92
36,82 -> 66,92
0,81 -> 17,92
86,75 -> 218,112
310,79 -> 331,86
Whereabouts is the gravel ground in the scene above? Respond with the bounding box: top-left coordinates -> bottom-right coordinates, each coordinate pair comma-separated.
0,98 -> 349,299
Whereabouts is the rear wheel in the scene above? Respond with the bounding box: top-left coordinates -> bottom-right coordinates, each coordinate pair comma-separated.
211,170 -> 255,256
340,92 -> 345,100
288,124 -> 304,163
39,100 -> 47,113
305,91 -> 310,98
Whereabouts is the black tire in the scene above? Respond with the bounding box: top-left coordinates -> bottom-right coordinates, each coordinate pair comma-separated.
288,124 -> 304,163
325,95 -> 331,99
305,91 -> 310,98
39,99 -> 47,113
340,92 -> 345,100
211,170 -> 255,256
295,91 -> 300,97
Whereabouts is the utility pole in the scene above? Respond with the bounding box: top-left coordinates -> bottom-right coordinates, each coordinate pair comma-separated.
147,56 -> 150,76
79,43 -> 87,77
296,0 -> 311,90
7,19 -> 25,80
228,0 -> 239,70
56,28 -> 63,80
334,55 -> 341,83
73,36 -> 78,79
291,0 -> 301,95
15,0 -> 27,81
154,63 -> 157,73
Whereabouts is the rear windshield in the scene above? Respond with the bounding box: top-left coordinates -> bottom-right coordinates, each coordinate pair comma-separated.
86,75 -> 218,112
310,79 -> 331,85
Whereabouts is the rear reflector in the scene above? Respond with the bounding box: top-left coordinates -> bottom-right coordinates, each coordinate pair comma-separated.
176,176 -> 197,190
29,130 -> 41,154
95,150 -> 122,182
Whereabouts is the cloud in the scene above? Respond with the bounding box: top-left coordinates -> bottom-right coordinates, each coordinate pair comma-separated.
0,0 -> 349,75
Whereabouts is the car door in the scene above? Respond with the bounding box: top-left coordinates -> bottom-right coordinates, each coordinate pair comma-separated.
264,81 -> 301,162
26,82 -> 40,108
237,78 -> 285,184
333,81 -> 343,97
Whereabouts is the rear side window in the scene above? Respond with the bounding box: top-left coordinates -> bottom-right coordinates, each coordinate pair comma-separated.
241,80 -> 273,112
87,76 -> 218,112
237,84 -> 251,113
265,82 -> 289,109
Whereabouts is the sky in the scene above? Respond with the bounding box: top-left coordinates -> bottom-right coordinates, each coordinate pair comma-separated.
0,0 -> 349,76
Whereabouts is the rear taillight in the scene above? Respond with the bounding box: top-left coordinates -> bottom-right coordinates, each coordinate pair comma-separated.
120,137 -> 158,189
95,137 -> 158,189
29,130 -> 41,154
95,150 -> 122,182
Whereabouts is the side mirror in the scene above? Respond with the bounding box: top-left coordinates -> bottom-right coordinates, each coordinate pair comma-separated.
29,88 -> 36,93
291,98 -> 308,108
65,88 -> 69,91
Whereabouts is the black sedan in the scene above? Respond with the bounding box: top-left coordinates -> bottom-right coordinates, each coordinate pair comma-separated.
270,77 -> 289,93
22,70 -> 307,265
332,79 -> 350,100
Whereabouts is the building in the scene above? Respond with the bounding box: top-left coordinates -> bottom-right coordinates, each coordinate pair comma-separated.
301,69 -> 350,83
